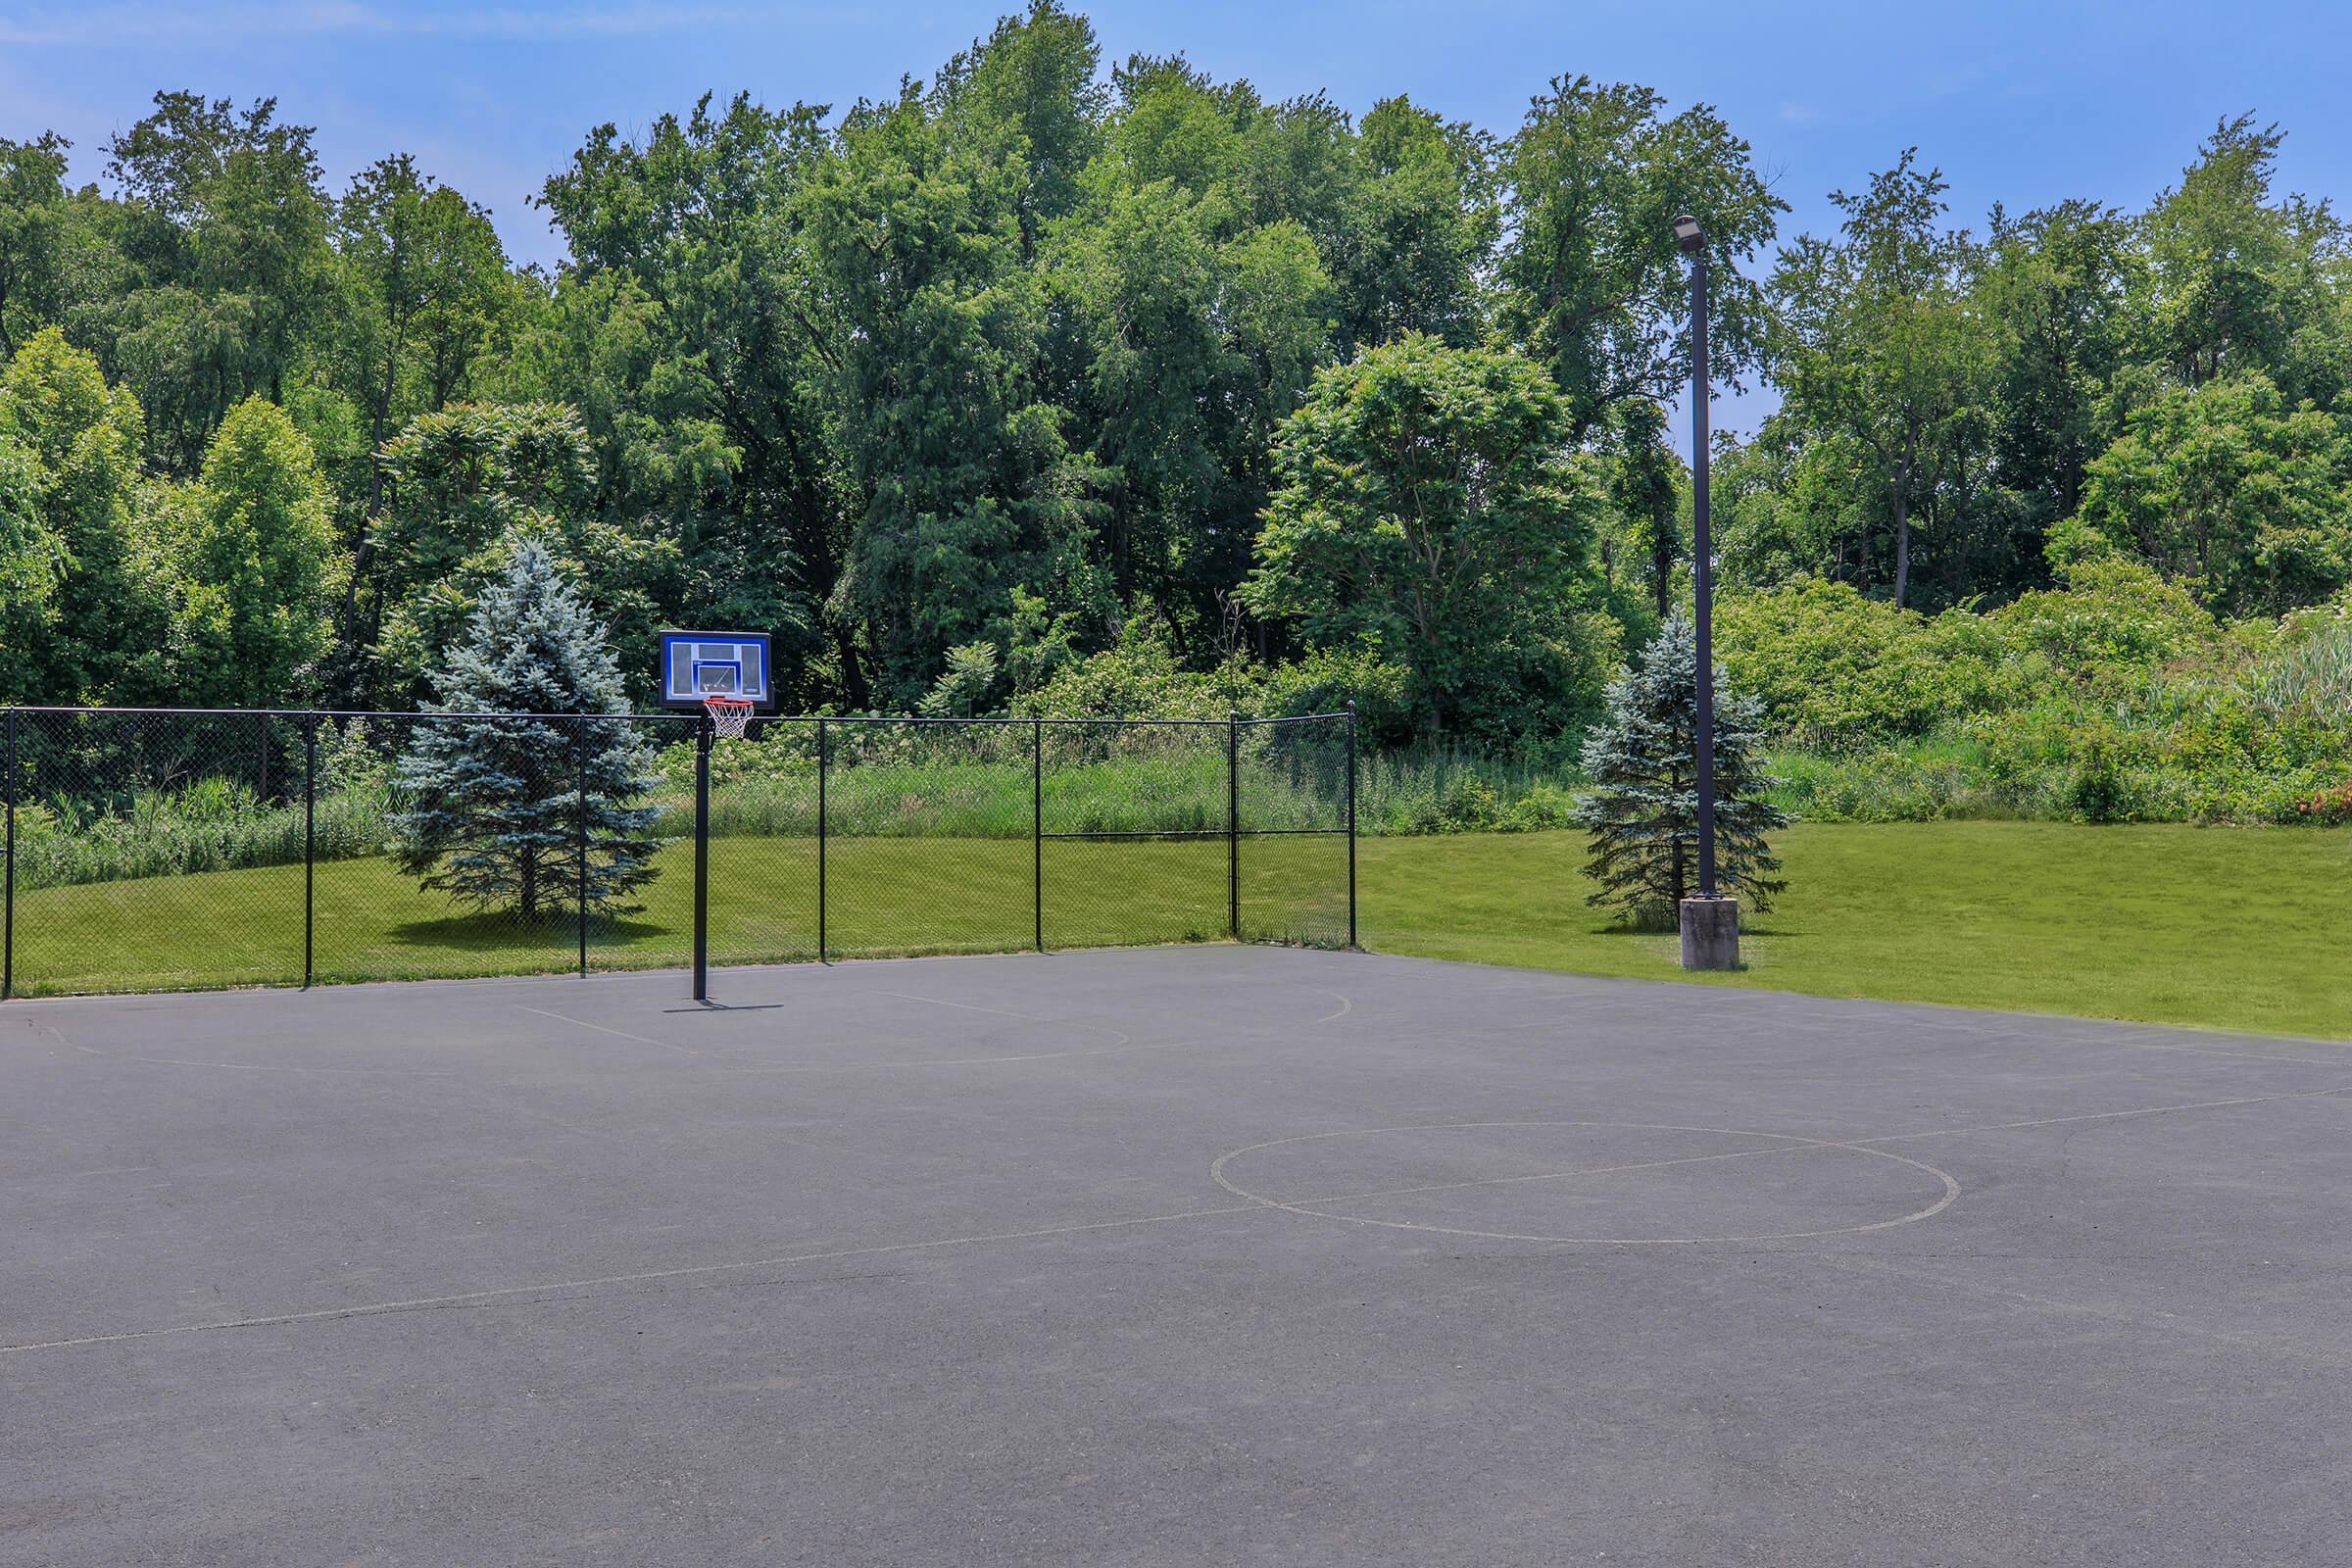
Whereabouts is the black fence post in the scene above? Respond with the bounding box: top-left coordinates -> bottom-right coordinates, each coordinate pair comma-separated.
576,717 -> 589,979
303,712 -> 317,988
1227,712 -> 1240,941
815,717 -> 828,964
1346,702 -> 1358,949
692,712 -> 710,1002
3,707 -> 14,1001
1032,717 -> 1044,953
257,710 -> 270,804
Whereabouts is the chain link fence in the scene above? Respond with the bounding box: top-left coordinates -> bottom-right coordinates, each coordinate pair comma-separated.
1,706 -> 1355,999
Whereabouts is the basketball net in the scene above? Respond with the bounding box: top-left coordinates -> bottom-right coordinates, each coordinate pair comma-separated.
703,693 -> 755,740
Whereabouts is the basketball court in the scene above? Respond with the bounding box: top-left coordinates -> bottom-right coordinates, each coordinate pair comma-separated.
4,946 -> 2347,1563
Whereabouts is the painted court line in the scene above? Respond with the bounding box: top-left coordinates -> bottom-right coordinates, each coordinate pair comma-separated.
7,1073 -> 2343,1359
0,1200 -> 1270,1356
515,1006 -> 702,1056
1292,1138 -> 1853,1207
48,1027 -> 456,1078
1210,1120 -> 1965,1246
1847,1083 -> 2352,1147
867,989 -> 1050,1022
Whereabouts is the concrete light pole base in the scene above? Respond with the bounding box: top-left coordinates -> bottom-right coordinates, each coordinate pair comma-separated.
1679,896 -> 1740,970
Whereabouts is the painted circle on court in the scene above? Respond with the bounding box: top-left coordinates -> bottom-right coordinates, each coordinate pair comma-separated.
1209,1120 -> 1960,1245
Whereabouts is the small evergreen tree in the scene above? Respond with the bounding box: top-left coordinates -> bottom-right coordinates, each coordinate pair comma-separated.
394,539 -> 659,919
1575,613 -> 1787,927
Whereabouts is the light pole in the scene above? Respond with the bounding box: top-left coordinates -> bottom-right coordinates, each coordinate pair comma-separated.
1673,214 -> 1737,968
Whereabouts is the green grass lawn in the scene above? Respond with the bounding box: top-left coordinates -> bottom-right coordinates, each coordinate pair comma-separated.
1360,823 -> 2352,1040
10,822 -> 2346,1038
8,833 -> 1349,997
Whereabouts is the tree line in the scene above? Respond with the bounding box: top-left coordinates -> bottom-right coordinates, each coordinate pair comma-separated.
2,2 -> 2347,752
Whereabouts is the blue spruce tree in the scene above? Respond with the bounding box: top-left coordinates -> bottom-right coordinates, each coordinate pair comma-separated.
1575,612 -> 1787,928
394,539 -> 659,918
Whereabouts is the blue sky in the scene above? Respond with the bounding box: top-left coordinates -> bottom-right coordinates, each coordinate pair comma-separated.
4,0 -> 2348,428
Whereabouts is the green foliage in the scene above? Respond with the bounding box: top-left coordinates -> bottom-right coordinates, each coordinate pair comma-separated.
2065,372 -> 2352,614
1717,561 -> 2230,748
1767,151 -> 1987,609
1013,627 -> 1408,755
10,35 -> 2352,799
332,152 -> 519,523
2245,606 -> 2352,717
803,78 -> 1102,706
1497,75 -> 1784,444
1988,556 -> 2222,682
1763,740 -> 2052,824
1978,198 -> 2132,544
1050,155 -> 1332,639
2137,116 -> 2338,396
1253,646 -> 1413,741
1600,398 -> 1683,617
1576,613 -> 1787,924
1726,561 -> 2352,826
1715,577 -> 1949,745
1024,621 -> 1248,719
1245,334 -> 1605,746
167,395 -> 339,705
393,541 -> 660,917
525,91 -> 828,680
0,430 -> 66,696
97,93 -> 336,474
0,327 -> 168,702
1340,96 -> 1495,350
1000,585 -> 1083,700
918,641 -> 1004,718
367,401 -> 680,707
10,772 -> 400,893
0,132 -> 74,359
1728,115 -> 2352,616
2295,783 -> 2352,825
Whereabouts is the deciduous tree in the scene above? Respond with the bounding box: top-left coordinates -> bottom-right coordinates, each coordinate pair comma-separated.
0,327 -> 166,700
1243,334 -> 1603,745
1769,151 -> 1986,608
1498,75 -> 1783,445
167,396 -> 338,706
2064,371 -> 2352,615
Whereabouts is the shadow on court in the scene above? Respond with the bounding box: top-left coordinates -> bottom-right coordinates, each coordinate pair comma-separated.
3,947 -> 2346,1565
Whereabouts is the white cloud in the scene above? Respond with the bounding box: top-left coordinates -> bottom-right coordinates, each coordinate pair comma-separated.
0,2 -> 795,46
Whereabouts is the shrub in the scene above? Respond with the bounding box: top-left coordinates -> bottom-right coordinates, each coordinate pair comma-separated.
1984,557 -> 2223,690
1714,576 -> 1950,744
2067,735 -> 2142,823
2295,784 -> 2352,825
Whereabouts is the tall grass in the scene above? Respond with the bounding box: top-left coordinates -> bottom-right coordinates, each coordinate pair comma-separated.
1763,739 -> 2071,823
21,703 -> 2346,899
2242,617 -> 2352,718
14,729 -> 1600,894
14,780 -> 403,892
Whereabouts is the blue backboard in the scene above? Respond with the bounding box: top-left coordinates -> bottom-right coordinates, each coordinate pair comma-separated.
658,630 -> 774,710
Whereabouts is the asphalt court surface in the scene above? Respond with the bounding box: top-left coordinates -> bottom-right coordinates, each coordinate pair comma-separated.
3,947 -> 2347,1565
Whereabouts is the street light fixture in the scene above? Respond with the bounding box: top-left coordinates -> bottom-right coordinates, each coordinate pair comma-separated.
1671,214 -> 1737,969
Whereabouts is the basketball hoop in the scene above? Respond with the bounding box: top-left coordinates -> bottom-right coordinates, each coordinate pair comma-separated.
703,693 -> 755,740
